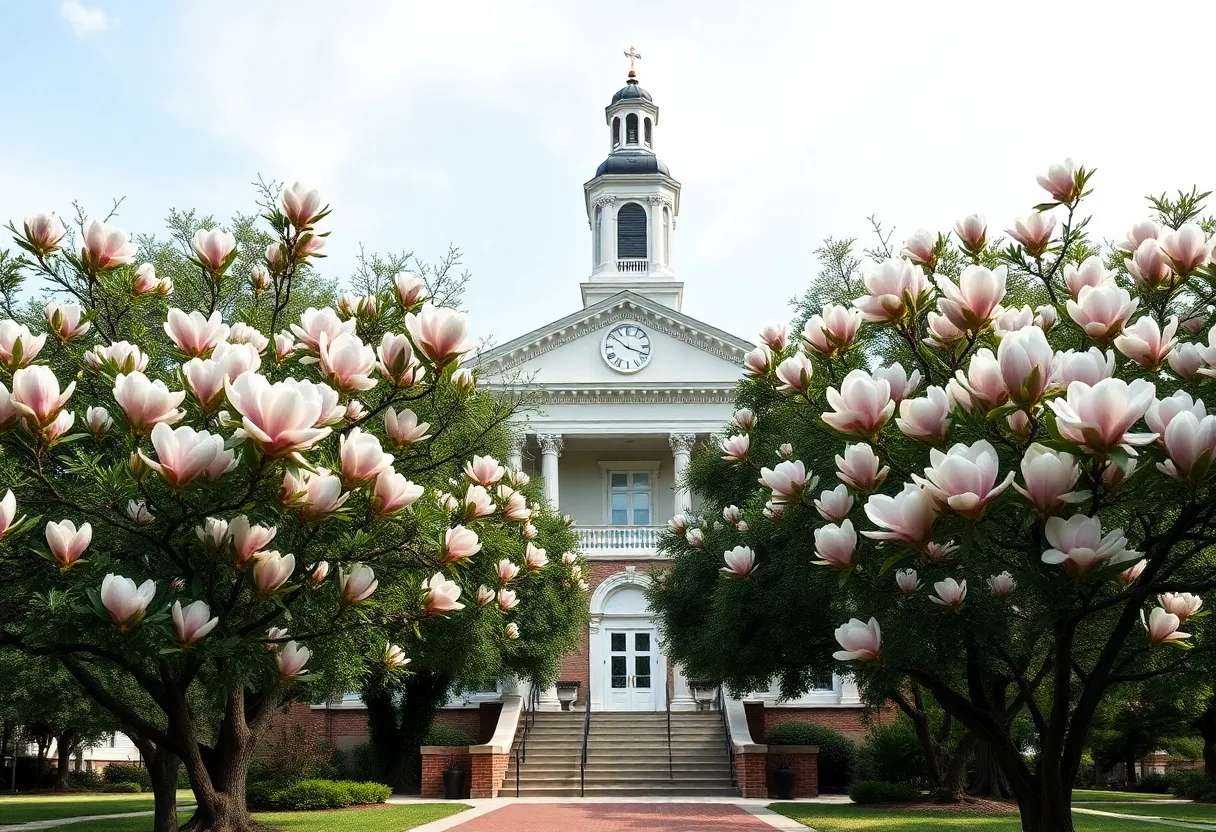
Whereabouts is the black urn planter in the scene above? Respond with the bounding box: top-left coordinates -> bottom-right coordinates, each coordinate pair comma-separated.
772,764 -> 796,800
443,766 -> 466,800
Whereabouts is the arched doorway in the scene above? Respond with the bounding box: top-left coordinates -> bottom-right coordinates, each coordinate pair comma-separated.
588,571 -> 668,712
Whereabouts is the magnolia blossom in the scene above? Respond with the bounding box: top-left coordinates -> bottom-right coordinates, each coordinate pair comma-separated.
1118,219 -> 1161,253
252,551 -> 296,593
1168,343 -> 1205,379
424,572 -> 465,613
914,440 -> 1014,517
1146,390 -> 1207,437
896,386 -> 952,444
955,213 -> 986,250
863,484 -> 937,545
86,341 -> 148,374
463,485 -> 495,520
853,258 -> 932,323
195,517 -> 230,550
1119,559 -> 1147,587
46,519 -> 91,570
1159,593 -> 1203,621
1157,411 -> 1216,483
743,344 -> 773,376
1103,458 -> 1138,489
339,428 -> 394,486
11,365 -> 75,426
924,311 -> 966,348
139,423 -> 235,488
901,229 -> 936,266
277,641 -> 311,679
763,501 -> 784,521
814,485 -> 853,523
668,514 -> 691,535
1062,256 -> 1114,300
833,618 -> 882,663
249,265 -> 271,293
1006,211 -> 1056,256
384,407 -> 431,447
1047,378 -> 1157,454
777,442 -> 793,460
686,528 -> 705,548
0,490 -> 15,541
290,468 -> 350,521
1142,607 -> 1190,647
183,358 -> 227,411
82,406 -> 111,439
339,563 -> 378,605
476,586 -> 496,607
774,353 -> 814,394
294,232 -> 326,258
494,587 -> 520,611
802,304 -> 862,356
291,307 -> 355,354
733,408 -> 757,432
509,469 -> 530,488
835,443 -> 888,492
1042,514 -> 1140,577
1128,239 -> 1172,289
394,271 -> 427,308
719,433 -> 750,463
465,455 -> 506,487
314,332 -> 376,393
988,572 -> 1016,597
496,559 -> 520,583
173,600 -> 218,645
100,574 -> 156,628
80,220 -> 137,270
930,577 -> 967,610
225,373 -> 335,457
438,525 -> 480,564
384,643 -> 410,671
502,491 -> 531,522
23,213 -> 66,254
1157,222 -> 1213,274
953,349 -> 1007,413
759,459 -> 814,503
1036,158 -> 1077,203
895,568 -> 920,593
997,325 -> 1053,406
720,545 -> 756,577
505,622 -> 521,640
125,499 -> 154,525
991,305 -> 1034,339
822,370 -> 895,438
372,470 -> 424,515
812,520 -> 856,571
404,303 -> 474,367
722,505 -> 742,526
42,409 -> 74,444
1066,284 -> 1138,342
1114,316 -> 1178,369
44,302 -> 89,342
935,265 -> 1006,331
191,228 -> 237,273
1051,348 -> 1115,387
758,322 -> 788,352
376,333 -> 422,387
164,309 -> 229,357
1013,444 -> 1090,516
873,363 -> 921,404
281,182 -> 324,228
132,263 -> 161,294
524,542 -> 549,570
1035,304 -> 1058,332
229,515 -> 275,564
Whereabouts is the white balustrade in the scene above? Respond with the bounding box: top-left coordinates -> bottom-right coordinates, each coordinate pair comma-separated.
615,258 -> 650,274
576,525 -> 664,552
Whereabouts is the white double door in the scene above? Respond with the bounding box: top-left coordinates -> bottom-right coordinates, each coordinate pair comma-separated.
605,627 -> 659,711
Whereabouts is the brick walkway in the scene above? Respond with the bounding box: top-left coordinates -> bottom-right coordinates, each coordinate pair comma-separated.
445,802 -> 777,831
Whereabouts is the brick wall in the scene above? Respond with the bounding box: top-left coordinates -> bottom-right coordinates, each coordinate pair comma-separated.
420,746 -> 470,798
470,751 -> 511,798
735,748 -> 768,798
767,746 -> 819,798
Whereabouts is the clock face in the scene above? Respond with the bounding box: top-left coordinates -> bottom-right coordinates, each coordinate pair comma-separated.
601,323 -> 652,373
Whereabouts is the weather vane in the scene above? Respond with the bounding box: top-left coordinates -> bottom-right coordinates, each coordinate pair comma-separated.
624,45 -> 642,77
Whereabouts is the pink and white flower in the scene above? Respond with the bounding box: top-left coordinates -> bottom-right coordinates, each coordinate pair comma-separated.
822,370 -> 895,438
686,528 -> 705,548
100,574 -> 156,628
930,577 -> 967,610
496,559 -> 520,583
228,323 -> 269,354
1114,316 -> 1178,369
86,341 -> 148,374
719,433 -> 750,463
992,305 -> 1034,338
935,265 -> 1006,331
895,568 -> 920,593
277,641 -> 311,679
1066,284 -> 1139,342
1012,444 -> 1090,517
497,588 -> 519,611
0,490 -> 16,540
1047,378 -> 1157,454
44,302 -> 90,341
230,515 -> 276,564
195,517 -> 229,550
913,440 -> 1014,517
1062,256 -> 1114,300
465,455 -> 506,487
1157,222 -> 1213,274
403,303 -> 475,367
1036,158 -> 1077,203
443,525 -> 481,563
873,363 -> 921,404
1050,348 -> 1115,388
733,408 -> 757,432
1128,239 -> 1172,289
1145,390 -> 1207,437
1157,411 -> 1216,484
290,307 -> 356,354
1042,514 -> 1139,577
835,443 -> 888,492
463,485 -> 496,520
1158,593 -> 1203,621
833,618 -> 882,663
901,229 -> 937,266
759,459 -> 814,503
252,551 -> 295,593
318,332 -> 377,393
139,422 -> 235,488
1142,607 -> 1190,647
281,182 -> 325,229
1168,343 -> 1205,379
424,572 -> 465,613
132,263 -> 160,295
190,228 -> 237,273
997,325 -> 1053,406
1117,220 -> 1161,253
853,258 -> 932,323
372,470 -> 424,515
224,373 -> 335,457
0,320 -> 45,369
339,428 -> 394,486
524,542 -> 548,570
46,519 -> 91,570
505,622 -> 520,640
814,485 -> 853,523
896,387 -> 952,444
954,213 -> 987,251
172,600 -> 218,645
339,563 -> 378,605
1119,560 -> 1147,587
384,643 -> 410,670
862,484 -> 937,545
988,572 -> 1016,597
385,407 -> 431,446
743,345 -> 773,376
22,213 -> 66,254
12,365 -> 75,426
80,220 -> 137,270
802,305 -> 862,356
182,358 -> 227,411
476,586 -> 496,607
377,333 -> 422,387
394,272 -> 427,309
1007,211 -> 1056,256
164,309 -> 229,357
721,545 -> 756,577
774,353 -> 814,394
758,323 -> 788,352
291,468 -> 350,521
1035,304 -> 1058,332
812,520 -> 856,571
953,349 -> 1007,414
924,311 -> 966,348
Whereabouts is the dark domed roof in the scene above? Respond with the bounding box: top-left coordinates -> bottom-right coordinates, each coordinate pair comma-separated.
611,78 -> 652,104
595,153 -> 670,177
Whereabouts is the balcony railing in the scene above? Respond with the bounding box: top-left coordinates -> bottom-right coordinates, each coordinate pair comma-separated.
616,258 -> 649,274
576,525 -> 665,552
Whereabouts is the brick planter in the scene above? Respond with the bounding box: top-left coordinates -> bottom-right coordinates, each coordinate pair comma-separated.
735,745 -> 769,798
767,745 -> 819,798
420,745 -> 471,799
470,747 -> 511,798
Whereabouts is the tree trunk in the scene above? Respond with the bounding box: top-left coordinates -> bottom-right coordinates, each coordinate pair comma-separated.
1094,762 -> 1109,790
1018,787 -> 1075,832
1124,745 -> 1138,787
930,735 -> 973,803
177,690 -> 270,832
34,736 -> 50,789
365,671 -> 450,792
143,743 -> 182,832
54,731 -> 76,791
970,738 -> 1014,799
1199,701 -> 1216,783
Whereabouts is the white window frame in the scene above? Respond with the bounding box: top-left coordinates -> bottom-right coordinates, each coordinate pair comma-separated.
599,461 -> 661,526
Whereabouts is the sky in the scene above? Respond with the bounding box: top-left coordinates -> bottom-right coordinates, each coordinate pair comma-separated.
2,1 -> 1215,347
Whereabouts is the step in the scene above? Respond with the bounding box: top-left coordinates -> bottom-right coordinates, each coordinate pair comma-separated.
510,762 -> 731,774
506,785 -> 738,797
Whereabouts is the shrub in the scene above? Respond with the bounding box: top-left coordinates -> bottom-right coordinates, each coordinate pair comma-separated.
1133,772 -> 1172,794
68,770 -> 105,791
856,717 -> 926,786
344,780 -> 391,804
102,781 -> 142,793
103,764 -> 151,789
331,743 -> 381,782
246,780 -> 283,810
766,723 -> 855,791
1171,771 -> 1216,801
849,779 -> 922,804
272,779 -> 354,810
176,765 -> 191,789
423,725 -> 476,747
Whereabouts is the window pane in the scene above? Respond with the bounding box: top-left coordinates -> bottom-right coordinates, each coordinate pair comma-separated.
611,656 -> 627,688
633,472 -> 649,487
634,657 -> 650,687
611,493 -> 628,525
611,632 -> 626,652
633,506 -> 649,525
635,632 -> 650,652
611,509 -> 628,525
610,473 -> 628,488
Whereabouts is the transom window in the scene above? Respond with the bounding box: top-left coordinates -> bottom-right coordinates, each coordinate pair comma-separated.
609,471 -> 651,526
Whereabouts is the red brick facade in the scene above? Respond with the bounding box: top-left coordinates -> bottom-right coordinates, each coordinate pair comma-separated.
767,746 -> 819,797
419,746 -> 470,798
469,750 -> 511,798
735,747 -> 768,798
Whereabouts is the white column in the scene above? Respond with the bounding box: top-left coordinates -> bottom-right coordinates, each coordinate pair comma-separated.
597,197 -> 615,273
648,196 -> 663,271
668,433 -> 696,518
671,661 -> 696,711
537,433 -> 563,509
506,432 -> 524,472
839,675 -> 861,705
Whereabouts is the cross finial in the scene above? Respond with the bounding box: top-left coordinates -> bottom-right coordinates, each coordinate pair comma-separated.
624,45 -> 642,78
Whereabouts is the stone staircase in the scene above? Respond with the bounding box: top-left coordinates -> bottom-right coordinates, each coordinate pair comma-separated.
504,711 -> 736,797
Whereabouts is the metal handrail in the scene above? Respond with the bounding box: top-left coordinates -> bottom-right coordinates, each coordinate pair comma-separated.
514,684 -> 540,797
665,673 -> 673,781
579,676 -> 592,796
715,686 -> 736,787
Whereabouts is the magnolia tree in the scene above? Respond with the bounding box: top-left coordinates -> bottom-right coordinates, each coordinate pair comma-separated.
0,186 -> 588,832
649,164 -> 1216,831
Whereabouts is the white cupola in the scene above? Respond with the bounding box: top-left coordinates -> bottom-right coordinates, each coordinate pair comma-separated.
581,51 -> 683,311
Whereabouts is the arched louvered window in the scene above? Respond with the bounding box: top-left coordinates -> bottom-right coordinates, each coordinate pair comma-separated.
617,202 -> 647,259
612,117 -> 620,148
644,118 -> 652,146
625,113 -> 639,144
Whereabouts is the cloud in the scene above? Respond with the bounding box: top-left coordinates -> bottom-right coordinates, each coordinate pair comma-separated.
59,1 -> 111,38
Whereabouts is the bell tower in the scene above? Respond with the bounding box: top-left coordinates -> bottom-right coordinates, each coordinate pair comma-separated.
581,48 -> 683,311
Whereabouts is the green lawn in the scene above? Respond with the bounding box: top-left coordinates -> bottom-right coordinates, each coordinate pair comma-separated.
1073,789 -> 1176,802
0,790 -> 194,824
56,803 -> 472,832
1080,802 -> 1216,824
770,803 -> 1201,831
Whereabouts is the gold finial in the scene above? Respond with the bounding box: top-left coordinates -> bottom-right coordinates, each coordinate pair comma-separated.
624,45 -> 642,79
